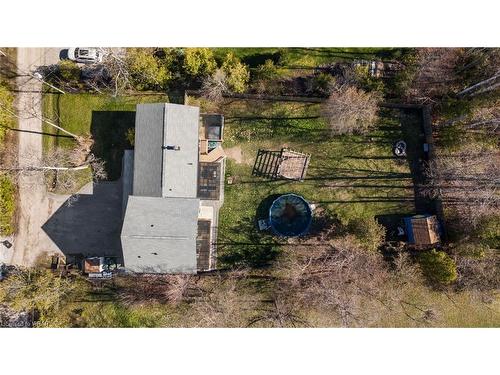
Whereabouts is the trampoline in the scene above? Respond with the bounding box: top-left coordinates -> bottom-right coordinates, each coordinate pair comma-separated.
269,194 -> 312,236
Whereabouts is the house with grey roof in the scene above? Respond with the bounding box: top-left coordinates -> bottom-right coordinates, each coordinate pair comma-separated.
121,103 -> 225,274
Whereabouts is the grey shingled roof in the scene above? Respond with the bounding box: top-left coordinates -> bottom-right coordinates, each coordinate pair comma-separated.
133,103 -> 199,198
121,196 -> 199,274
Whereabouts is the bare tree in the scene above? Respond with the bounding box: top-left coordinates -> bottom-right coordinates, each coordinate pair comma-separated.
246,292 -> 306,328
468,107 -> 500,133
200,68 -> 228,102
454,252 -> 500,298
456,48 -> 500,97
116,274 -> 197,306
0,92 -> 104,192
275,238 -> 393,327
405,48 -> 463,102
424,145 -> 500,227
322,85 -> 381,135
96,49 -> 132,96
0,146 -> 106,192
438,96 -> 500,136
457,72 -> 500,97
188,270 -> 260,328
272,235 -> 444,327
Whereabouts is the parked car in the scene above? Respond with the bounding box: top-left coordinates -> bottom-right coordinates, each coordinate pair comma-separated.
67,47 -> 103,64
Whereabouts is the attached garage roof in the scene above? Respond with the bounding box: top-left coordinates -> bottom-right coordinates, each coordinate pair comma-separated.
121,195 -> 199,273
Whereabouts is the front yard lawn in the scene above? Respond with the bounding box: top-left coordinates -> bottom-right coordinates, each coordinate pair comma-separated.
42,92 -> 169,192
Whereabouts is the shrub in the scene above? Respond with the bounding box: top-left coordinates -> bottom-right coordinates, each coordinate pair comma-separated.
454,242 -> 488,259
308,72 -> 334,96
254,59 -> 279,81
126,48 -> 171,90
58,60 -> 81,84
387,49 -> 418,97
0,175 -> 15,235
437,97 -> 473,121
221,53 -> 250,93
353,64 -> 385,93
0,82 -> 14,142
419,249 -> 458,285
474,214 -> 500,249
0,268 -> 81,322
182,48 -> 217,77
347,216 -> 385,252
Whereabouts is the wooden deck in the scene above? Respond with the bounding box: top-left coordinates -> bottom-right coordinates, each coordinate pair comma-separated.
252,148 -> 310,181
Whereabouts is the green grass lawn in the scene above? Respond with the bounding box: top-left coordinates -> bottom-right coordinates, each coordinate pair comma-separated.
211,47 -> 407,67
211,48 -> 409,81
188,96 -> 417,267
0,174 -> 15,236
42,92 -> 170,192
0,52 -> 17,235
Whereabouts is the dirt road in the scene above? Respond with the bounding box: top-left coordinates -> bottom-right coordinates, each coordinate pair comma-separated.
5,48 -> 68,266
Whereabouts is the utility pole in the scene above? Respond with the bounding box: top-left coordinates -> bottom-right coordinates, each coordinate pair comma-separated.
31,72 -> 66,94
0,48 -> 66,95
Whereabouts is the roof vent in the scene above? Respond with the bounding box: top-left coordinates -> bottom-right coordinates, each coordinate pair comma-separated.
163,145 -> 180,151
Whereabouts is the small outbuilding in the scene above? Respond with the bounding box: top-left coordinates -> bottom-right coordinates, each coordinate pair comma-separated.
404,214 -> 441,247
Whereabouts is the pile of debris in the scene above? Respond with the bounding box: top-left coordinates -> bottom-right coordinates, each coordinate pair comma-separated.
0,305 -> 32,328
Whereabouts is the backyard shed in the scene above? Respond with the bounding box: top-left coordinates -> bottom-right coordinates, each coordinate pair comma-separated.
404,215 -> 441,246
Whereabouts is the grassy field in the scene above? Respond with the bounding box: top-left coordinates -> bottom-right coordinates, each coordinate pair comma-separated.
0,49 -> 17,235
211,47 -> 407,67
0,175 -> 15,235
11,267 -> 497,328
42,92 -> 170,191
211,47 -> 409,82
188,96 -> 417,266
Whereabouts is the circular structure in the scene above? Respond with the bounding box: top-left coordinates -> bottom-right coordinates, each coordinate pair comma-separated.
393,140 -> 407,157
269,194 -> 312,237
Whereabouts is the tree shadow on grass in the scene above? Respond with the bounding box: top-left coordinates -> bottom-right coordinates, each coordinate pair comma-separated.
375,213 -> 411,241
240,51 -> 283,67
91,111 -> 135,181
218,194 -> 283,268
399,109 -> 437,215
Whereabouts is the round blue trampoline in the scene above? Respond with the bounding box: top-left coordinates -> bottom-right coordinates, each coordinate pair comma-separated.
269,194 -> 312,237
